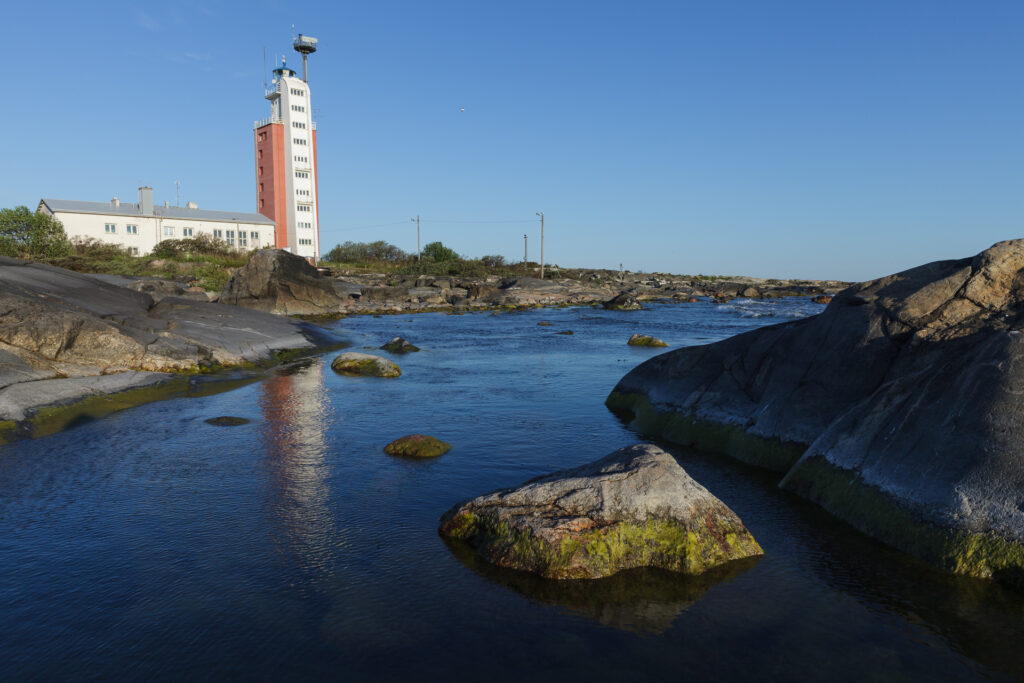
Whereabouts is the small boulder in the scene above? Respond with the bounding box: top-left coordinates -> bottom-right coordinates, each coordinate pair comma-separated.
556,330 -> 574,335
811,294 -> 833,304
384,434 -> 451,458
439,444 -> 763,579
331,352 -> 401,377
380,337 -> 420,353
628,334 -> 668,347
603,292 -> 642,311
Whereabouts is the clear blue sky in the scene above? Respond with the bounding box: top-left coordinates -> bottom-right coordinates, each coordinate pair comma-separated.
2,1 -> 1021,280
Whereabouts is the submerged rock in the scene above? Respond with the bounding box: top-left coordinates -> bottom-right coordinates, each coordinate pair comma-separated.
331,352 -> 401,377
380,337 -> 420,353
556,330 -> 574,335
603,292 -> 642,311
205,416 -> 250,426
439,444 -> 762,579
219,249 -> 342,316
628,334 -> 668,347
608,239 -> 1024,588
384,434 -> 451,458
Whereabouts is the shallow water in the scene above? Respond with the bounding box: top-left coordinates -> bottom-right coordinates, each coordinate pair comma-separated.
1,300 -> 1022,681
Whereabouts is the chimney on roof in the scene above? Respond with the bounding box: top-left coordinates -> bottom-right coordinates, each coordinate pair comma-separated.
186,201 -> 198,209
164,201 -> 170,208
111,197 -> 120,207
139,186 -> 153,215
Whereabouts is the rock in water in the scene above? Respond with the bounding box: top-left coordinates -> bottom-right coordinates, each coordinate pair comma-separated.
380,337 -> 420,353
628,334 -> 668,347
331,352 -> 401,377
384,434 -> 451,458
219,249 -> 342,316
439,444 -> 762,579
205,416 -> 250,426
603,292 -> 642,311
608,240 -> 1024,588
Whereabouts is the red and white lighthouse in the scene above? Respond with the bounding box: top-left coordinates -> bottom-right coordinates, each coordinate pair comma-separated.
254,35 -> 321,261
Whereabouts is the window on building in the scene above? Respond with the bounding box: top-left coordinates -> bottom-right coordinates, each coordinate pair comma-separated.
214,229 -> 223,239
293,138 -> 307,145
250,231 -> 260,241
126,224 -> 138,235
258,150 -> 263,160
104,223 -> 116,234
129,247 -> 140,256
259,199 -> 264,209
163,226 -> 174,237
292,121 -> 306,129
291,104 -> 305,112
182,227 -> 194,237
298,238 -> 313,246
295,171 -> 308,179
258,166 -> 264,176
239,233 -> 248,248
259,183 -> 264,193
297,205 -> 311,212
258,131 -> 267,142
290,88 -> 305,97
226,230 -> 235,246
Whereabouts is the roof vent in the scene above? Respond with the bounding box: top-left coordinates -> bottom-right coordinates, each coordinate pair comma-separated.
186,201 -> 198,209
111,197 -> 120,207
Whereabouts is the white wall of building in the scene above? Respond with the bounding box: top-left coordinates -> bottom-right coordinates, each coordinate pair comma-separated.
274,69 -> 319,260
42,208 -> 276,257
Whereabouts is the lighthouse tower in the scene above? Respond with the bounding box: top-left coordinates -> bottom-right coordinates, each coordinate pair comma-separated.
254,35 -> 320,261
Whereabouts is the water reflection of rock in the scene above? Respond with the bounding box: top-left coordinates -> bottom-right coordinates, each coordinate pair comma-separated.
444,537 -> 760,634
260,359 -> 343,577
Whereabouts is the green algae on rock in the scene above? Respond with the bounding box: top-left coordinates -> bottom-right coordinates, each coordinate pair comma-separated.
627,334 -> 668,347
331,352 -> 401,378
439,444 -> 763,579
384,434 -> 451,458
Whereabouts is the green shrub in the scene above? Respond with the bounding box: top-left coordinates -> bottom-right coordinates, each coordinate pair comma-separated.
324,240 -> 408,264
422,241 -> 459,262
0,206 -> 73,259
151,233 -> 236,259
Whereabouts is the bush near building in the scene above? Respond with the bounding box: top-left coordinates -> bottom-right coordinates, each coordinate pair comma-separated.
0,206 -> 73,259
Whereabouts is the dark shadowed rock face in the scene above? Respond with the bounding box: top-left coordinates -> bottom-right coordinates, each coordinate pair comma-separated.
380,337 -> 420,353
607,240 -> 1024,588
439,444 -> 762,579
220,249 -> 342,316
603,292 -> 642,311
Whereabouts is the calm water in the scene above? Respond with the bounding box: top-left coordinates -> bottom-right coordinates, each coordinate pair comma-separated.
2,300 -> 1023,682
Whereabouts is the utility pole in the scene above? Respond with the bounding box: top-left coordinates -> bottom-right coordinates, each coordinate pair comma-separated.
536,211 -> 545,279
523,234 -> 528,263
411,215 -> 420,263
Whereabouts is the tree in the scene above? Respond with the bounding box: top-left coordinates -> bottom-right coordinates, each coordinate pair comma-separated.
480,254 -> 506,268
421,241 -> 459,262
324,240 -> 408,263
0,206 -> 73,259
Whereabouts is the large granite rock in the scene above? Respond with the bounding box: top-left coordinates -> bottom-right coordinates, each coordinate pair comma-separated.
439,444 -> 762,579
607,240 -> 1024,588
219,249 -> 342,315
0,256 -> 341,435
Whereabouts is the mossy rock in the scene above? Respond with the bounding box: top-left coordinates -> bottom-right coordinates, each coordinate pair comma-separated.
205,416 -> 250,426
628,334 -> 668,347
440,444 -> 762,579
380,337 -> 420,353
331,352 -> 401,377
537,322 -> 553,326
384,434 -> 452,458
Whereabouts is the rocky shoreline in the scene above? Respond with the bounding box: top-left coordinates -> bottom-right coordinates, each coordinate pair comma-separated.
0,255 -> 343,443
608,240 -> 1024,589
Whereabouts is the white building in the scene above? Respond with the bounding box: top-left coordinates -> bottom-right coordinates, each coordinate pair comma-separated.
254,48 -> 321,261
37,187 -> 276,256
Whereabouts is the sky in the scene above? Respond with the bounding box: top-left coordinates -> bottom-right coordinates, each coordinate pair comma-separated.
1,0 -> 1021,281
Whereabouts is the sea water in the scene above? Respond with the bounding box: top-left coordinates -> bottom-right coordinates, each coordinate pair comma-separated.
1,300 -> 1022,681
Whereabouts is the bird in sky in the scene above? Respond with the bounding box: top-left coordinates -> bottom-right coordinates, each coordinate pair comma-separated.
459,107 -> 465,112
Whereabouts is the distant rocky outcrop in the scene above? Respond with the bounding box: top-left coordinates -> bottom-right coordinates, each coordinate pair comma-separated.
439,444 -> 762,579
220,249 -> 342,315
384,434 -> 451,458
608,240 -> 1024,588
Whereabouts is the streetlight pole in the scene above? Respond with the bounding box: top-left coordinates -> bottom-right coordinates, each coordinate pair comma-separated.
523,234 -> 528,263
411,215 -> 420,264
535,211 -> 544,279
